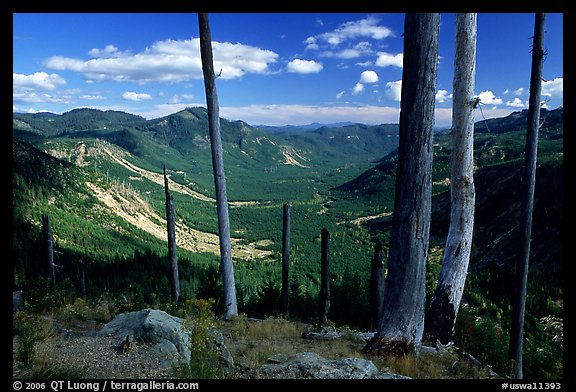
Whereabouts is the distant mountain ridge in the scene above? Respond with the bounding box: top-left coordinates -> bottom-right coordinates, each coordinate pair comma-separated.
13,107 -> 402,171
13,106 -> 563,176
255,121 -> 358,133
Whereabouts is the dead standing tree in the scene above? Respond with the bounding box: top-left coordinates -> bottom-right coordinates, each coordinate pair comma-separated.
319,228 -> 331,323
42,213 -> 56,290
370,243 -> 385,331
509,13 -> 546,379
198,13 -> 238,319
281,203 -> 291,317
424,13 -> 477,345
363,13 -> 439,355
164,165 -> 180,303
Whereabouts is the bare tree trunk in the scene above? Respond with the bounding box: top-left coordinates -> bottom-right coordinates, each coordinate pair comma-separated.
78,260 -> 87,299
509,13 -> 546,379
281,203 -> 291,318
424,13 -> 477,345
79,269 -> 86,299
319,228 -> 331,323
370,243 -> 385,331
198,13 -> 238,319
164,165 -> 180,303
42,213 -> 55,289
363,13 -> 439,355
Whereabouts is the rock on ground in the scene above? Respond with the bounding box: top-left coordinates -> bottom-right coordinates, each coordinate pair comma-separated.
98,308 -> 190,368
259,352 -> 410,379
97,308 -> 233,369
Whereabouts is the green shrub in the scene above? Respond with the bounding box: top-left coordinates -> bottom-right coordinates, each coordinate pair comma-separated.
14,312 -> 39,368
178,298 -> 221,379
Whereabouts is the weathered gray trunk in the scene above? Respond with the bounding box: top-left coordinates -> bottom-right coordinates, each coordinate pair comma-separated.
363,13 -> 439,355
42,213 -> 55,289
198,13 -> 238,319
509,13 -> 546,380
281,203 -> 291,317
424,13 -> 476,345
319,228 -> 331,323
164,165 -> 180,303
370,243 -> 385,331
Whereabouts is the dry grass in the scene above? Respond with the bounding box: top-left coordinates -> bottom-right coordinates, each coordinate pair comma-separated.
219,315 -> 497,379
222,315 -> 367,374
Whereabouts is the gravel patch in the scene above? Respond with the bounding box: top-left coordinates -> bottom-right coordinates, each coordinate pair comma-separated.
13,330 -> 176,379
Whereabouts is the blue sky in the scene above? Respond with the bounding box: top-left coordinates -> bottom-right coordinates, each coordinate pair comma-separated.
13,13 -> 563,127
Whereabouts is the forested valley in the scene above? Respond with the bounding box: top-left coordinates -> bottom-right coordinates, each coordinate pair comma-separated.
12,103 -> 563,378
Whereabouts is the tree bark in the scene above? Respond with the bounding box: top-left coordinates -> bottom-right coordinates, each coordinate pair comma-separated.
370,243 -> 386,331
42,213 -> 55,289
424,13 -> 477,345
164,165 -> 180,303
198,13 -> 238,319
281,203 -> 291,318
509,12 -> 546,379
363,13 -> 439,355
319,228 -> 331,323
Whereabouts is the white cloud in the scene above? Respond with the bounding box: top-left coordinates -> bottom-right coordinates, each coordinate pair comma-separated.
13,72 -> 66,90
477,90 -> 503,105
359,70 -> 379,84
89,45 -> 124,58
306,16 -> 394,47
506,97 -> 526,108
13,105 -> 54,114
13,91 -> 70,104
319,41 -> 372,59
385,80 -> 402,102
122,91 -> 152,101
541,77 -> 563,99
44,38 -> 279,83
220,104 -> 401,126
352,82 -> 364,95
504,89 -> 510,94
435,89 -> 452,103
169,94 -> 194,104
375,52 -> 403,68
304,37 -> 319,50
356,61 -> 372,67
80,95 -> 106,100
336,91 -> 345,100
286,59 -> 323,74
514,87 -> 525,96
506,98 -> 525,107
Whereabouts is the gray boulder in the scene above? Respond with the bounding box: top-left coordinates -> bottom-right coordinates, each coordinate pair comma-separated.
97,308 -> 233,369
259,352 -> 409,379
98,309 -> 190,368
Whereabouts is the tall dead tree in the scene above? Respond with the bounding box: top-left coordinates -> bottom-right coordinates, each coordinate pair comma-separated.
363,13 -> 439,355
198,13 -> 238,319
164,165 -> 180,303
319,228 -> 331,323
78,260 -> 87,299
509,13 -> 546,379
281,203 -> 291,317
42,213 -> 55,289
424,13 -> 477,345
370,243 -> 385,331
